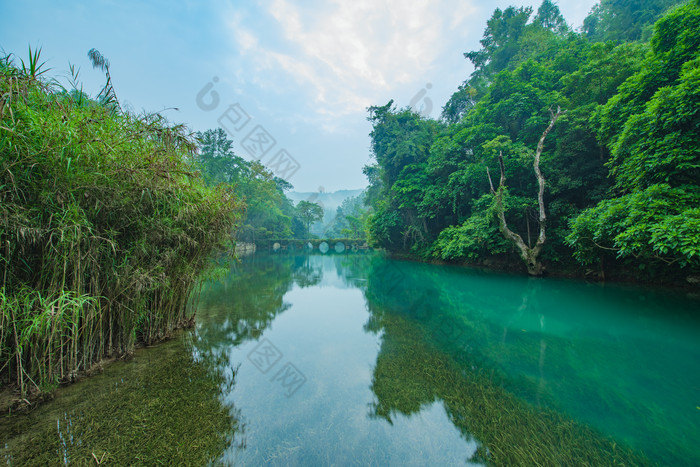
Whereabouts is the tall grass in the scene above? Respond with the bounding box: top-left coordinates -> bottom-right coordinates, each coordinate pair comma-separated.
0,50 -> 243,398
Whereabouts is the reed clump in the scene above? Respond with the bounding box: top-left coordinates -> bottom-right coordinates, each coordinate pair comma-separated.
0,51 -> 243,398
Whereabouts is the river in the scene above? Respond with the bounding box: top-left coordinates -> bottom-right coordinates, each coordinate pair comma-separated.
2,251 -> 699,465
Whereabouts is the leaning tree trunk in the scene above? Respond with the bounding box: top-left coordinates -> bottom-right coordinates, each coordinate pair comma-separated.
487,107 -> 564,276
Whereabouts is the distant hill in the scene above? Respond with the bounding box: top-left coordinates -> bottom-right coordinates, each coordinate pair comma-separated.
287,189 -> 364,235
287,189 -> 363,213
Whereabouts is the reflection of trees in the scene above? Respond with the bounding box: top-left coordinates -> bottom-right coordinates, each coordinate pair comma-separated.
364,260 -> 592,410
292,255 -> 323,288
196,254 -> 297,347
186,253 -> 305,463
332,252 -> 374,289
196,252 -> 375,348
270,250 -> 376,290
363,259 -> 647,465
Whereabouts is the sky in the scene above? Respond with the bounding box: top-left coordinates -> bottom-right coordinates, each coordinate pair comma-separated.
0,0 -> 598,192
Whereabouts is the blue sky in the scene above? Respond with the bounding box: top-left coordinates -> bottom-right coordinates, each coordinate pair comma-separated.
1,0 -> 597,192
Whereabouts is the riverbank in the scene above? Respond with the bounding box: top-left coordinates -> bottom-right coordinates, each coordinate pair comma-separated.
0,323 -> 197,415
0,330 -> 241,465
387,250 -> 700,293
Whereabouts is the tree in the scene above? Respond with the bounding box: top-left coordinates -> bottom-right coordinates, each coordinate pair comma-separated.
567,185 -> 700,269
324,194 -> 370,239
193,129 -> 296,242
582,0 -> 682,42
363,0 -> 699,281
365,102 -> 441,251
533,0 -> 568,34
345,215 -> 363,238
441,84 -> 478,123
486,107 -> 564,275
195,128 -> 247,185
296,200 -> 324,234
568,2 -> 700,271
562,41 -> 647,106
465,6 -> 533,80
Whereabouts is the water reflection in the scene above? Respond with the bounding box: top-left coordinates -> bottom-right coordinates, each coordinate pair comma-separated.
292,255 -> 323,288
196,254 -> 297,346
362,257 -> 699,465
361,258 -> 645,465
199,252 -> 476,465
3,252 -> 697,465
200,252 -> 692,464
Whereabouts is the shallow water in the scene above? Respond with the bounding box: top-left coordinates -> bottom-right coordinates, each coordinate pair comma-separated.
2,252 -> 699,465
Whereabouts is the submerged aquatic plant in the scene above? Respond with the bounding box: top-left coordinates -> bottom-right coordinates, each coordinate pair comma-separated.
0,334 -> 246,465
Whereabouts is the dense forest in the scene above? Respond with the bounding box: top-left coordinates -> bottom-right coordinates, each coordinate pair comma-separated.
192,128 -> 369,244
363,0 -> 700,281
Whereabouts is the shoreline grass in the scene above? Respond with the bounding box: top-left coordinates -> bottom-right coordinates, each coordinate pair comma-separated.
0,49 -> 243,400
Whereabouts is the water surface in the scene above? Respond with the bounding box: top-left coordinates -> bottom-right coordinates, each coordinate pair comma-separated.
2,252 -> 699,465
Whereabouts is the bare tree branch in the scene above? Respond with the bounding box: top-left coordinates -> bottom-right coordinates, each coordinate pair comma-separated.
533,106 -> 564,248
486,167 -> 496,194
487,107 -> 564,275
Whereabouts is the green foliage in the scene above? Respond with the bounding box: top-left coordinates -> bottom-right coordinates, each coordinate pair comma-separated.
0,52 -> 242,396
465,6 -> 534,81
582,0 -> 684,42
596,1 -> 700,149
567,184 -> 700,267
562,42 -> 647,106
324,193 -> 371,239
440,84 -> 477,123
610,57 -> 700,190
367,204 -> 403,248
533,0 -> 569,33
431,196 -> 509,261
365,0 -> 700,279
193,128 -> 298,242
295,200 -> 324,233
569,2 -> 700,272
87,48 -> 120,112
19,45 -> 50,80
365,103 -> 441,251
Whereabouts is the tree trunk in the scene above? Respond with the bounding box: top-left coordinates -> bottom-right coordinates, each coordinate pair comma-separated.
487,107 -> 564,276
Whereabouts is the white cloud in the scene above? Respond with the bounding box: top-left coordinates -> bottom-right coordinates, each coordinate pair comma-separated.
226,0 -> 477,118
223,0 -> 598,126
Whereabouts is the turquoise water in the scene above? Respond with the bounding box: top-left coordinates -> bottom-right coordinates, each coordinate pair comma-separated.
2,252 -> 699,465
